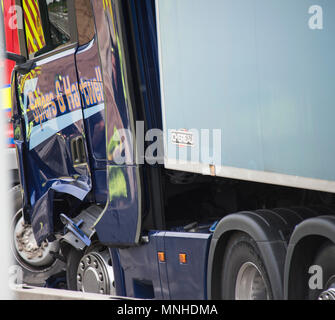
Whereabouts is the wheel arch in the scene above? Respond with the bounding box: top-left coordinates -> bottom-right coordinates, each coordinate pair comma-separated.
284,216 -> 335,300
208,210 -> 299,300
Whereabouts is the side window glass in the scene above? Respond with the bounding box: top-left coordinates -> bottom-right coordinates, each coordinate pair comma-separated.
45,0 -> 70,47
23,0 -> 71,59
75,0 -> 95,46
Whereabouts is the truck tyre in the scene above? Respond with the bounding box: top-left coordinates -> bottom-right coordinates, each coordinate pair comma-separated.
309,241 -> 335,300
66,247 -> 84,291
11,185 -> 65,286
66,242 -> 116,295
221,232 -> 273,300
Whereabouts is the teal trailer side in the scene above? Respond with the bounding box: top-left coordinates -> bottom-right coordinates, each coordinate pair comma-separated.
157,0 -> 335,192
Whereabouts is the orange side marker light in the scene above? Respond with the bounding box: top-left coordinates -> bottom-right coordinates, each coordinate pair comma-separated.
158,252 -> 166,263
179,253 -> 187,264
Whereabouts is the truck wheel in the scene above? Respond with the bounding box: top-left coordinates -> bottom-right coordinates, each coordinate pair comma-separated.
66,247 -> 84,291
221,232 -> 272,300
66,242 -> 116,295
309,241 -> 335,300
11,185 -> 64,286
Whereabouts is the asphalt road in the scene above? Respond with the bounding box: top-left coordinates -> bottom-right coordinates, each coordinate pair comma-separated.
12,284 -> 138,300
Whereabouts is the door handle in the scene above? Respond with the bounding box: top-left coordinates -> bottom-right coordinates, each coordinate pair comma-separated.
70,136 -> 86,165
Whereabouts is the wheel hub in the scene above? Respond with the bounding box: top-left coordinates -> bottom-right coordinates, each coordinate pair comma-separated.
235,262 -> 269,300
319,288 -> 335,300
319,278 -> 335,300
14,215 -> 58,267
77,251 -> 115,295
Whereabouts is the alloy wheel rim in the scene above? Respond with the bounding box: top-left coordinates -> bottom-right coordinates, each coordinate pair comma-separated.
235,262 -> 269,300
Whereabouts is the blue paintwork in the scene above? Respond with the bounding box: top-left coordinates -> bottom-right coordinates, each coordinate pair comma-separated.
76,36 -> 107,163
128,0 -> 163,131
91,169 -> 107,205
95,166 -> 140,245
90,0 -> 142,246
13,6 -> 109,244
117,232 -> 165,299
109,248 -> 127,297
14,48 -> 93,244
117,231 -> 212,300
75,35 -> 107,205
164,232 -> 211,300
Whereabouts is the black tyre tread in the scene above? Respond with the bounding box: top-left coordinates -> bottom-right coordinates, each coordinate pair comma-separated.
221,232 -> 273,300
66,247 -> 84,291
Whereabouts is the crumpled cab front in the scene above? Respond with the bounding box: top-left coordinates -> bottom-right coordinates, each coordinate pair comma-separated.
15,46 -> 92,245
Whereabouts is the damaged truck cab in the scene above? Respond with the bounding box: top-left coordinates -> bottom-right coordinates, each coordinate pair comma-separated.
8,0 -> 335,300
10,0 -> 143,293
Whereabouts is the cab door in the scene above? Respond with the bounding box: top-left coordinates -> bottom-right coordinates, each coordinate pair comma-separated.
14,0 -> 91,245
90,0 -> 142,246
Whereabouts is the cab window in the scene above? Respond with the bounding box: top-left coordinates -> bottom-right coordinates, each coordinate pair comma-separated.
23,0 -> 72,58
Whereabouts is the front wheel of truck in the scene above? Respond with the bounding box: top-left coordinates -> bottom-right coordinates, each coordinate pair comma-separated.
10,185 -> 65,287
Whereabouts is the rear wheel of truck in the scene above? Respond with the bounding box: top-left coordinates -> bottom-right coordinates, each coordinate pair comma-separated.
66,242 -> 116,295
309,241 -> 335,300
10,185 -> 64,287
221,232 -> 272,300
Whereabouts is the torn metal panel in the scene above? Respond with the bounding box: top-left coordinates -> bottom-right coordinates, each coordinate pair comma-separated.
31,176 -> 91,246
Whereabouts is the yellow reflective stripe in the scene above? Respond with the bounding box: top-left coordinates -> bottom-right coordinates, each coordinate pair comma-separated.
23,6 -> 43,49
28,0 -> 45,48
25,24 -> 38,53
28,0 -> 39,22
0,87 -> 12,110
22,0 -> 46,54
26,27 -> 38,53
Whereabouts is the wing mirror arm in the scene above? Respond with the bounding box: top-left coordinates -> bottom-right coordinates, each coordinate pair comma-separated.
15,61 -> 36,75
6,52 -> 36,75
5,51 -> 27,64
